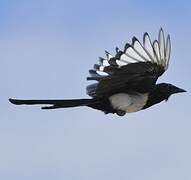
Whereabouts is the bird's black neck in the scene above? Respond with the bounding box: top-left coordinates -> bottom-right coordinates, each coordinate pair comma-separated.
143,85 -> 170,109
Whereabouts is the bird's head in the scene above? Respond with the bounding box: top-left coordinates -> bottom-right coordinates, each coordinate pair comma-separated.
157,83 -> 186,100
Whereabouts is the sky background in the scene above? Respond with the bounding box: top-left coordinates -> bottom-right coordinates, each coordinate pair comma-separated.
0,0 -> 191,179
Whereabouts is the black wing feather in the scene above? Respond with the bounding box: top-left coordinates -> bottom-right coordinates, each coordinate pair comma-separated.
86,29 -> 170,98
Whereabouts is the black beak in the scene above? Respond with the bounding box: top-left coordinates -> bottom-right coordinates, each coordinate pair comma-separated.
175,88 -> 187,93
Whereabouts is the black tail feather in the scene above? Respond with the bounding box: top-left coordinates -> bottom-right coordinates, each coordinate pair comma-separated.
9,98 -> 94,109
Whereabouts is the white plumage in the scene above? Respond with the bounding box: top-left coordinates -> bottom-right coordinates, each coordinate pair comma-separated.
93,28 -> 171,76
109,93 -> 149,113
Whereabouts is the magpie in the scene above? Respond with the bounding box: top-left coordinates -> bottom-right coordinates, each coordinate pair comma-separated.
9,29 -> 186,116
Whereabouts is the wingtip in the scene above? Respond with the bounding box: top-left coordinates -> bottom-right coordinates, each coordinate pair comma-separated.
115,47 -> 119,53
124,43 -> 131,51
94,64 -> 100,70
159,28 -> 165,38
132,36 -> 138,45
115,50 -> 123,59
105,50 -> 110,56
143,32 -> 149,37
167,34 -> 171,41
143,31 -> 151,45
159,27 -> 164,31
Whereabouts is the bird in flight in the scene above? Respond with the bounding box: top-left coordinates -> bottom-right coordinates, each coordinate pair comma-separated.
9,29 -> 186,116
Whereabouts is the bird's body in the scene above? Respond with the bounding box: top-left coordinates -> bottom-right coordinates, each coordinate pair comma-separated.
109,93 -> 149,113
9,29 -> 186,116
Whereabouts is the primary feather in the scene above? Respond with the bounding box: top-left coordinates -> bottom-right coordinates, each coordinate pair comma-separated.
10,28 -> 185,116
86,28 -> 170,98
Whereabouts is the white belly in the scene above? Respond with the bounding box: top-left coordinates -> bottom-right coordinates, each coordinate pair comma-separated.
109,93 -> 149,113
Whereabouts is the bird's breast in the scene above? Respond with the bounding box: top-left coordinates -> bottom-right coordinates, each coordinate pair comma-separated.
109,93 -> 149,113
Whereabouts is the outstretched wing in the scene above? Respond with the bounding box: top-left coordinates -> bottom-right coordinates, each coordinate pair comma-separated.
87,28 -> 171,98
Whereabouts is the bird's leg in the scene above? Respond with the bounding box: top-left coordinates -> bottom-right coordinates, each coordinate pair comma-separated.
116,110 -> 126,116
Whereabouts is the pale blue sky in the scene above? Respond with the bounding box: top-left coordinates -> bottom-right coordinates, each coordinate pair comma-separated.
0,0 -> 191,180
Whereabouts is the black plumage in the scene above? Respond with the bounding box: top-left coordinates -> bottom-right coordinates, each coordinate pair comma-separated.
9,29 -> 186,116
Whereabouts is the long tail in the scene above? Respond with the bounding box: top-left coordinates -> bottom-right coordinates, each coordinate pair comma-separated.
9,98 -> 95,109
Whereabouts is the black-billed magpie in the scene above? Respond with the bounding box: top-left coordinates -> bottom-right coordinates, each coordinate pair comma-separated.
9,29 -> 186,116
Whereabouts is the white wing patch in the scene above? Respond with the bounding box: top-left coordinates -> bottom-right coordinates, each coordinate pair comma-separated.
88,28 -> 171,79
